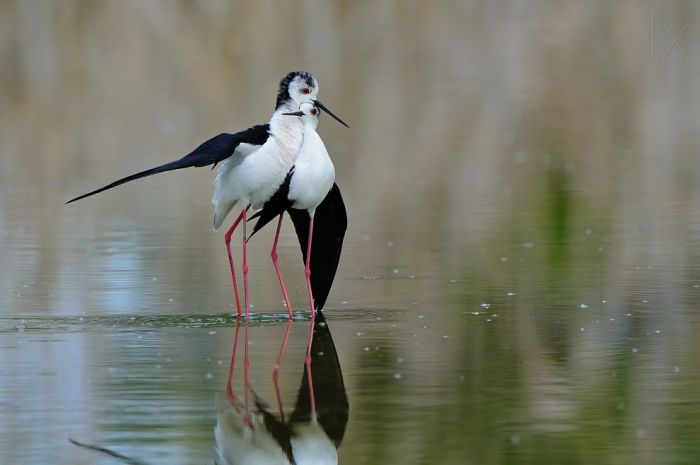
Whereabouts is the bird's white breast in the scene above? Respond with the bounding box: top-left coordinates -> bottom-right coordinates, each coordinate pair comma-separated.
288,128 -> 335,213
214,117 -> 303,210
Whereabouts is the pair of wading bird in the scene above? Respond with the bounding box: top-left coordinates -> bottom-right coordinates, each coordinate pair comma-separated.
68,71 -> 348,318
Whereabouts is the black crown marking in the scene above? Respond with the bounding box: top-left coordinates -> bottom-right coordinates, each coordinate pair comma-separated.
275,71 -> 315,109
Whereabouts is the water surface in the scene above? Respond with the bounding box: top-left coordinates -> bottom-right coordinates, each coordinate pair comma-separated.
2,2 -> 700,464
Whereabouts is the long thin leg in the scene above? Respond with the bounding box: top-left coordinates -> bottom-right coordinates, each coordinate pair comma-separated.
224,211 -> 245,317
305,317 -> 317,420
271,213 -> 294,317
273,319 -> 293,420
304,213 -> 316,317
242,207 -> 250,320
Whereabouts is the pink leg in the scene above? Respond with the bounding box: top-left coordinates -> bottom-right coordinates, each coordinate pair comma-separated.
304,214 -> 316,317
241,207 -> 250,320
271,214 -> 294,317
305,317 -> 317,420
273,319 -> 293,420
224,211 -> 245,317
225,317 -> 244,413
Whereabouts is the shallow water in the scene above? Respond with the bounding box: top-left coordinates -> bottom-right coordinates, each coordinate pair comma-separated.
2,2 -> 700,464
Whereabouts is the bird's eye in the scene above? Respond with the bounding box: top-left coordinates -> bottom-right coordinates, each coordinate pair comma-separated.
311,108 -> 318,116
301,87 -> 311,94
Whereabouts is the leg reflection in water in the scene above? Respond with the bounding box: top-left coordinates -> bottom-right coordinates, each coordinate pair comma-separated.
216,313 -> 349,465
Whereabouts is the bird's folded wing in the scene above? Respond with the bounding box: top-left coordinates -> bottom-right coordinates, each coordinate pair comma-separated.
289,184 -> 347,311
66,125 -> 270,203
248,168 -> 295,236
249,181 -> 346,310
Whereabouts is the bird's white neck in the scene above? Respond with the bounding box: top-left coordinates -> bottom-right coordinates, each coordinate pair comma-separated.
269,106 -> 305,161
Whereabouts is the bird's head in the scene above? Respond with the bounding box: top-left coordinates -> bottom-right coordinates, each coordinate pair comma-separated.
276,71 -> 349,128
283,102 -> 320,129
276,71 -> 318,109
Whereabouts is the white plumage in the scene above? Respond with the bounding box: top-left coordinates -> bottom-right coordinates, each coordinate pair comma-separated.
287,103 -> 336,214
212,112 -> 305,230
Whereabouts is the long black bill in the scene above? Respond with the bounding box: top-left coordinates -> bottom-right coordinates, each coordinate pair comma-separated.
313,99 -> 349,128
282,111 -> 304,116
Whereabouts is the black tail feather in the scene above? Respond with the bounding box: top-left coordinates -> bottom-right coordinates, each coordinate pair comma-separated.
66,127 -> 269,204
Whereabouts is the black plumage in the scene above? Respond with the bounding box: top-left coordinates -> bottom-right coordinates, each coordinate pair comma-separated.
66,125 -> 270,204
249,179 -> 347,311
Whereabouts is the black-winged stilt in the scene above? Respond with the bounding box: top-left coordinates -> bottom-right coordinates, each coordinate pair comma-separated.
66,72 -> 348,319
250,103 -> 347,317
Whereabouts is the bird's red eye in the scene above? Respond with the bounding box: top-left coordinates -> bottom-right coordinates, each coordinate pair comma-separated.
301,87 -> 311,94
311,108 -> 318,116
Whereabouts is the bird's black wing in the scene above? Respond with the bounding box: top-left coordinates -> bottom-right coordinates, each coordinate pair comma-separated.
66,124 -> 270,204
289,183 -> 347,311
249,181 -> 346,310
248,168 -> 295,238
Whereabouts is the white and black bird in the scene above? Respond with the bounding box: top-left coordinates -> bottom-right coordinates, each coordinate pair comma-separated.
66,71 -> 348,319
250,102 -> 347,316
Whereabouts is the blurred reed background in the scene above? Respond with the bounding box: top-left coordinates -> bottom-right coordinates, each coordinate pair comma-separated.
1,1 -> 700,464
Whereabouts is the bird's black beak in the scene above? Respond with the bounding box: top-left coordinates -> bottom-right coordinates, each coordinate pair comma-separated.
282,111 -> 304,116
313,99 -> 350,128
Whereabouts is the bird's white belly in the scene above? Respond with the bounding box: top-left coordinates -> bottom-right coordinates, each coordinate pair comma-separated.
215,141 -> 294,209
289,157 -> 335,212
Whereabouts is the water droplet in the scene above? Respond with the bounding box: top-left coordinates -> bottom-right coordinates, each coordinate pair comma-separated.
500,256 -> 508,262
209,330 -> 216,335
206,373 -> 213,379
393,373 -> 402,380
579,304 -> 588,310
480,303 -> 491,309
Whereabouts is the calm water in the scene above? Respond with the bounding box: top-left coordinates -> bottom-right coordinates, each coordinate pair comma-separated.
2,2 -> 700,464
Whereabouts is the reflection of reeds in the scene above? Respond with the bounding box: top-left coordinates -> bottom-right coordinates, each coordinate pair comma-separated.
1,2 -> 699,464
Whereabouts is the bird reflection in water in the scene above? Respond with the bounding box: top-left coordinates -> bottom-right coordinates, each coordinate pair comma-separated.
217,314 -> 349,465
70,315 -> 348,464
